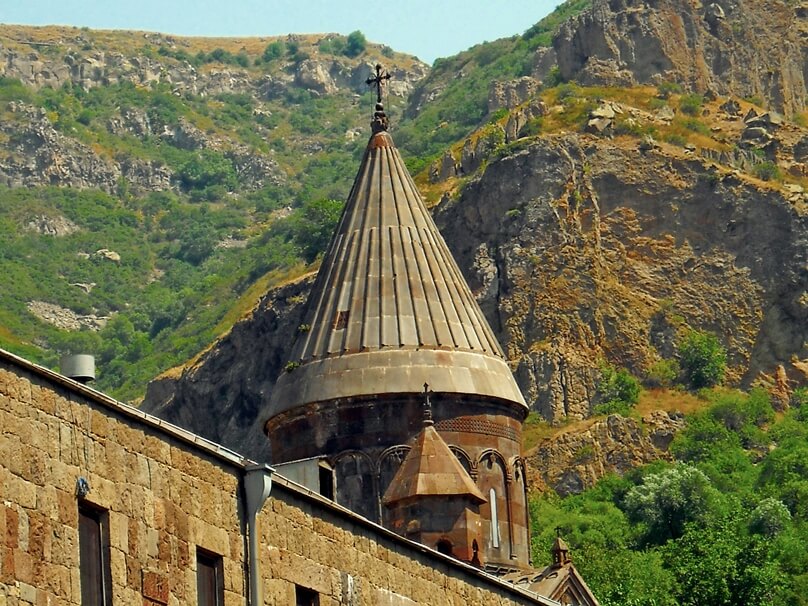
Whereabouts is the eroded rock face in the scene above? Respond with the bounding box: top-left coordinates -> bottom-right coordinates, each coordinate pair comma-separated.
488,77 -> 542,112
142,275 -> 314,460
0,103 -> 120,191
24,214 -> 79,236
435,135 -> 808,422
528,412 -> 685,496
26,300 -> 109,331
553,0 -> 808,116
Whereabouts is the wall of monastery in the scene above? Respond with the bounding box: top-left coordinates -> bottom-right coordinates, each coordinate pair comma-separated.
0,353 -> 546,606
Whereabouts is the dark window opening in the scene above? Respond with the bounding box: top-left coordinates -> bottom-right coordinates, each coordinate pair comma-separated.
197,548 -> 224,606
319,465 -> 334,500
333,310 -> 349,330
78,503 -> 113,606
295,585 -> 320,606
436,539 -> 454,556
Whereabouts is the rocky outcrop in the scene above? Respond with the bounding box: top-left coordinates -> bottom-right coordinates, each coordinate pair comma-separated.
295,59 -> 339,95
436,135 -> 808,422
26,300 -> 109,331
527,411 -> 685,496
553,0 -> 808,116
0,33 -> 428,100
141,275 -> 314,460
24,214 -> 79,236
488,77 -> 542,112
0,103 -> 120,191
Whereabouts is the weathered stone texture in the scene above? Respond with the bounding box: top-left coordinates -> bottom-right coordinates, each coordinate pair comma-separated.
1,355 -> 546,605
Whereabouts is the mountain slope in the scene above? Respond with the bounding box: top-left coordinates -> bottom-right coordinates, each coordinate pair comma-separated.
0,25 -> 426,399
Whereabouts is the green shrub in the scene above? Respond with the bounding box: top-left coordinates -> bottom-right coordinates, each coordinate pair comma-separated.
752,161 -> 782,182
318,36 -> 346,55
657,81 -> 683,98
595,364 -> 641,415
792,387 -> 808,409
749,497 -> 792,536
681,117 -> 710,135
177,150 -> 237,192
345,31 -> 367,58
645,359 -> 680,388
262,41 -> 285,62
280,198 -> 344,262
679,94 -> 704,116
664,133 -> 687,147
678,330 -> 726,389
544,66 -> 564,87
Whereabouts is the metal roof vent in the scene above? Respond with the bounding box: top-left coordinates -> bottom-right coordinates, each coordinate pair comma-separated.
60,354 -> 96,384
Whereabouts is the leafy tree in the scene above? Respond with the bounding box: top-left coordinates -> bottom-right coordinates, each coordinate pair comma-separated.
662,517 -> 786,606
595,364 -> 641,415
678,329 -> 726,389
749,498 -> 792,537
284,198 -> 344,262
177,150 -> 237,192
344,30 -> 367,57
624,464 -> 720,544
262,40 -> 285,62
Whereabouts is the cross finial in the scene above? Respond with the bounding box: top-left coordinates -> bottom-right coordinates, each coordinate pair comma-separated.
366,63 -> 391,104
422,382 -> 434,426
555,526 -> 562,538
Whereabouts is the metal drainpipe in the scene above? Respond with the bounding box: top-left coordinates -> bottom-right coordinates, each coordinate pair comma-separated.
244,464 -> 273,606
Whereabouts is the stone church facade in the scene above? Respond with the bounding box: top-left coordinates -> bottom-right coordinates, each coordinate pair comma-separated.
264,93 -> 531,573
0,348 -> 555,605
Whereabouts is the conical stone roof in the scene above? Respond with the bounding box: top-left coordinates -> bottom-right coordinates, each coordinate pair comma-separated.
267,103 -> 526,417
382,423 -> 487,506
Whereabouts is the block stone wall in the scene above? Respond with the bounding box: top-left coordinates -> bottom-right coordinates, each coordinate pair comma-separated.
0,353 -> 548,606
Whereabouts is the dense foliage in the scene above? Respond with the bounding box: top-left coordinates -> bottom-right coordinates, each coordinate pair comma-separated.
678,330 -> 727,389
0,72 -> 367,399
395,0 -> 592,165
530,388 -> 808,606
595,363 -> 641,414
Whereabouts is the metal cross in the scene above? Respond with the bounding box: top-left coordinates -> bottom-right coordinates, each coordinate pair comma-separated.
366,63 -> 391,104
422,382 -> 434,425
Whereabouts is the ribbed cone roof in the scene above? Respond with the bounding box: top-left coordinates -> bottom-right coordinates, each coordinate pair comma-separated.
382,424 -> 487,506
267,129 -> 526,417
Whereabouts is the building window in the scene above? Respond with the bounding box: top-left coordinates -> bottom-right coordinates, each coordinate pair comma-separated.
78,503 -> 112,606
197,549 -> 224,606
295,585 -> 320,606
489,488 -> 500,548
436,539 -> 453,556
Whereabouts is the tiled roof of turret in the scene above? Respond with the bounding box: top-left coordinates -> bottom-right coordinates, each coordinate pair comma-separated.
382,424 -> 486,506
267,78 -> 526,417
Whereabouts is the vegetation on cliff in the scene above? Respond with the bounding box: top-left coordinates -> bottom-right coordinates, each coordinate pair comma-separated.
530,387 -> 808,606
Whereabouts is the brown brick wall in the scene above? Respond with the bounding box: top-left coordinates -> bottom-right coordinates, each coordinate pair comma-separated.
0,355 -> 544,606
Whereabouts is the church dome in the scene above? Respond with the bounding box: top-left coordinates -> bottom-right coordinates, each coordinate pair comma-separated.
267,92 -> 525,418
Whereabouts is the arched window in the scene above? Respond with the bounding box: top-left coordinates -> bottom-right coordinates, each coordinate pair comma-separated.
436,539 -> 453,556
489,487 -> 500,548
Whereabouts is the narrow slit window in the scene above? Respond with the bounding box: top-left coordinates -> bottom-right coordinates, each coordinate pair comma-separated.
78,503 -> 113,606
197,548 -> 224,606
490,487 -> 500,548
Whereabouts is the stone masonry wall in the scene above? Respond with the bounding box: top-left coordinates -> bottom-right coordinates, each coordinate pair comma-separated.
0,359 -> 246,606
0,352 -> 546,606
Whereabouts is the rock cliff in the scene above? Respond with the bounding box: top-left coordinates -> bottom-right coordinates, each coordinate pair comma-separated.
0,26 -> 427,193
527,411 -> 685,495
437,134 -> 807,422
554,0 -> 808,116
